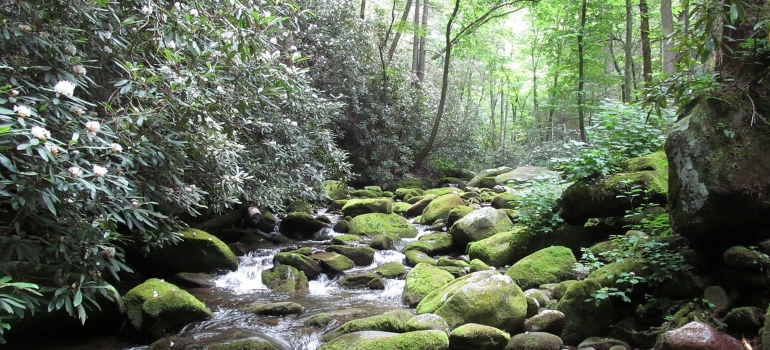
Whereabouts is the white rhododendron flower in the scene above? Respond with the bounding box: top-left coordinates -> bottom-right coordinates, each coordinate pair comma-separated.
73,65 -> 87,76
54,81 -> 75,97
13,105 -> 31,118
93,165 -> 108,177
167,41 -> 176,49
30,126 -> 51,140
64,44 -> 76,55
85,121 -> 100,133
68,166 -> 82,177
189,8 -> 199,16
110,143 -> 123,153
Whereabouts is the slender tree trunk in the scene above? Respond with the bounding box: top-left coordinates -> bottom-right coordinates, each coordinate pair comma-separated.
360,0 -> 366,19
639,0 -> 652,86
412,0 -> 460,168
578,0 -> 587,142
416,1 -> 428,82
660,0 -> 675,75
411,0 -> 421,76
387,0 -> 414,63
624,0 -> 633,102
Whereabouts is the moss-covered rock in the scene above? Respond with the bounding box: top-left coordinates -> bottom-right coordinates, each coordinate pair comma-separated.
402,233 -> 453,256
305,308 -> 369,328
286,200 -> 313,214
723,245 -> 770,270
448,323 -> 510,350
424,187 -> 464,197
324,180 -> 350,200
416,270 -> 527,333
327,199 -> 349,212
254,209 -> 279,233
172,272 -> 215,288
395,187 -> 425,200
436,265 -> 467,277
507,332 -> 563,350
390,177 -> 430,191
319,330 -> 449,350
322,309 -> 414,341
279,212 -> 328,239
340,262 -> 405,289
505,246 -> 577,290
447,205 -> 474,228
556,279 -> 616,345
724,306 -> 764,333
467,167 -> 513,188
588,258 -> 646,291
436,257 -> 469,268
490,192 -> 521,210
331,233 -> 360,245
348,213 -> 418,238
124,278 -> 212,341
468,227 -> 530,267
262,265 -> 309,293
405,194 -> 438,218
524,309 -> 565,334
245,301 -> 304,316
403,263 -> 456,307
326,245 -> 376,266
494,166 -> 560,187
369,232 -> 401,250
141,228 -> 238,277
393,201 -> 412,215
469,259 -> 492,272
405,250 -> 437,267
350,189 -> 381,198
310,251 -> 355,274
274,252 -> 323,280
421,193 -> 465,225
405,313 -> 450,334
449,208 -> 516,252
341,198 -> 394,217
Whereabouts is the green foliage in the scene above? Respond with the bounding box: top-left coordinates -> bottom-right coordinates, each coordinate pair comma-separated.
0,0 -> 352,332
0,276 -> 41,344
551,99 -> 673,181
510,177 -> 566,234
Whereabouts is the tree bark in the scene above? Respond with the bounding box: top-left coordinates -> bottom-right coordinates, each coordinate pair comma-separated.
624,0 -> 633,102
416,1 -> 428,82
660,0 -> 675,75
360,0 -> 366,19
411,0 -> 421,77
387,0 -> 414,63
639,0 -> 652,86
578,0 -> 587,142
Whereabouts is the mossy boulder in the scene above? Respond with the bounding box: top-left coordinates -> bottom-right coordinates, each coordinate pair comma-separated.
172,272 -> 215,288
448,323 -> 510,350
245,301 -> 304,316
416,270 -> 527,333
341,198 -> 394,217
436,257 -> 469,268
723,245 -> 770,270
424,187 -> 463,196
588,258 -> 646,291
324,180 -> 350,200
331,234 -> 360,245
310,251 -> 355,274
274,252 -> 322,280
490,192 -> 521,210
468,227 -> 530,267
262,265 -> 309,293
449,207 -> 516,252
393,201 -> 412,215
405,313 -> 450,334
507,332 -> 563,350
505,246 -> 577,290
421,193 -> 465,225
494,166 -> 560,187
286,199 -> 313,214
322,309 -> 414,341
403,263 -> 456,307
447,205 -> 474,227
327,199 -> 349,212
141,228 -> 238,277
469,259 -> 492,272
405,250 -> 436,267
279,212 -> 327,239
348,213 -> 418,238
124,278 -> 212,341
341,262 -> 406,289
319,330 -> 449,350
467,167 -> 513,188
350,189 -> 381,198
405,194 -> 438,218
556,279 -> 616,345
395,187 -> 425,200
305,308 -> 369,328
326,245 -> 376,265
369,232 -> 401,250
402,233 -> 453,256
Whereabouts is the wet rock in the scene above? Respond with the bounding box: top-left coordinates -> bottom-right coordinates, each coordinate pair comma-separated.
172,272 -> 215,288
319,330 -> 449,350
703,285 -> 730,314
436,257 -> 469,268
450,208 -> 516,252
330,234 -> 359,245
339,273 -> 385,290
724,306 -> 764,333
421,193 -> 466,225
321,310 -> 414,341
507,332 -> 563,350
469,258 -> 492,272
491,192 -> 521,210
449,323 -> 510,350
405,250 -> 436,267
405,313 -> 450,334
653,321 -> 742,350
286,199 -> 313,214
436,265 -> 467,277
279,212 -> 327,239
393,201 -> 412,215
262,265 -> 309,293
723,245 -> 770,270
304,308 -> 369,328
524,309 -> 565,334
149,335 -> 282,350
468,227 -> 530,267
136,228 -> 238,277
467,167 -> 514,188
406,194 -> 438,217
370,233 -> 401,250
577,337 -> 630,349
326,245 -> 376,265
348,213 -> 418,238
403,233 -> 454,256
341,198 -> 394,217
310,251 -> 355,274
246,301 -> 304,316
506,246 -> 577,289
273,252 -> 322,280
556,279 -> 616,345
448,205 -> 475,227
416,270 -> 527,333
124,278 -> 212,342
403,263 -> 456,307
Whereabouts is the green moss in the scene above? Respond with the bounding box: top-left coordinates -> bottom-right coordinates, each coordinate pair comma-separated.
588,258 -> 646,290
331,234 -> 360,245
436,257 -> 469,268
289,247 -> 313,256
310,251 -> 355,273
405,250 -> 436,267
393,201 -> 412,214
124,278 -> 212,340
373,262 -> 407,278
327,245 -> 376,265
449,208 -> 517,252
402,233 -> 453,255
606,170 -> 668,196
246,301 -> 304,316
505,246 -> 577,290
341,198 -> 394,217
448,206 -> 475,227
274,252 -> 321,279
556,279 -> 615,344
319,330 -> 449,350
304,308 -> 369,328
286,200 -> 313,214
403,263 -> 456,307
491,192 -> 521,209
208,339 -> 281,350
469,259 -> 492,272
369,232 -> 401,250
321,310 -> 414,342
262,265 -> 309,293
421,193 -> 466,225
350,189 -> 381,198
348,213 -> 418,238
143,228 -> 238,276
395,187 -> 424,200
449,323 -> 510,350
424,187 -> 463,196
467,227 -> 530,267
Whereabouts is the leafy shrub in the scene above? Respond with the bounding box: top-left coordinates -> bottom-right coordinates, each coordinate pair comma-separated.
0,0 -> 352,336
510,177 -> 566,234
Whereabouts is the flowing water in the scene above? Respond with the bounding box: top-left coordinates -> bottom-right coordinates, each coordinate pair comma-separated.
9,217 -> 435,350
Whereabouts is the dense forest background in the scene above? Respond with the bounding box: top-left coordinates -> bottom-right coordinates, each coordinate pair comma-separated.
0,0 -> 768,342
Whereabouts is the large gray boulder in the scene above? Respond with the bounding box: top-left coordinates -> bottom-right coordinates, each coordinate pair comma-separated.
494,166 -> 560,187
449,207 -> 516,252
467,166 -> 514,188
666,98 -> 770,253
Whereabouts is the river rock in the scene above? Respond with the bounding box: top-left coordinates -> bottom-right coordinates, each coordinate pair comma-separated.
524,309 -> 565,334
279,212 -> 327,239
393,201 -> 412,215
341,198 -> 394,217
406,194 -> 438,217
490,192 -> 520,209
578,337 -> 631,349
340,262 -> 405,290
274,252 -> 322,280
416,270 -> 527,333
322,309 -> 413,341
506,246 -> 577,290
507,332 -> 563,350
305,308 -> 369,328
149,335 -> 282,350
468,227 -> 529,267
421,193 -> 465,225
467,166 -> 514,188
447,205 -> 475,227
724,306 -> 764,333
246,301 -> 304,316
137,228 -> 238,277
449,323 -> 510,350
172,272 -> 215,288
405,313 -> 450,334
348,213 -> 418,238
310,251 -> 355,274
331,234 -> 359,245
403,263 -> 456,307
469,258 -> 492,272
405,250 -> 437,267
319,330 -> 449,350
395,187 -> 425,200
402,233 -> 453,256
262,265 -> 309,293
556,279 -> 616,345
326,245 -> 376,265
124,278 -> 212,341
449,207 -> 516,252
654,321 -> 742,350
369,232 -> 401,250
495,166 -> 560,187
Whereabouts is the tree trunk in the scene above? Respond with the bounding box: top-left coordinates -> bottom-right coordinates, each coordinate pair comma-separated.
639,0 -> 652,86
412,0 -> 460,168
660,0 -> 675,75
411,0 -> 421,76
624,0 -> 633,102
387,0 -> 414,63
416,1 -> 428,82
195,206 -> 263,232
360,0 -> 366,19
578,0 -> 587,142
